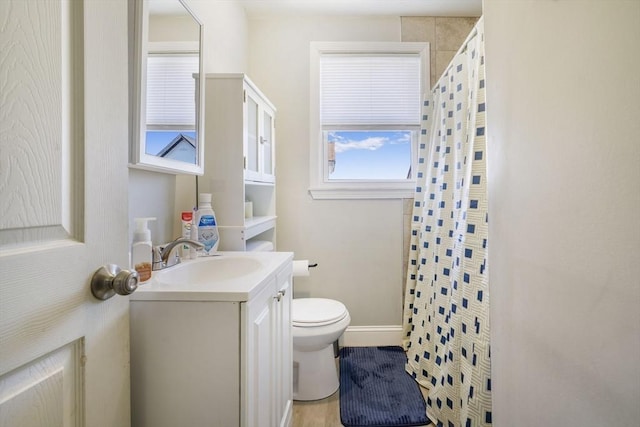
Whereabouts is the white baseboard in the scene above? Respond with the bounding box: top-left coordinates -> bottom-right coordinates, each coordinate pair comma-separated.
340,325 -> 404,347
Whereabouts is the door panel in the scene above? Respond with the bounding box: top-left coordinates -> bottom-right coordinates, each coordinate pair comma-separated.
0,0 -> 80,247
0,1 -> 130,426
0,341 -> 82,427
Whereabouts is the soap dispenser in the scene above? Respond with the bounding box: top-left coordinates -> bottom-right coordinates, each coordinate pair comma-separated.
132,217 -> 156,284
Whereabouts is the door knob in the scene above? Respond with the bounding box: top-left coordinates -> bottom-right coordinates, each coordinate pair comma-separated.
91,264 -> 139,300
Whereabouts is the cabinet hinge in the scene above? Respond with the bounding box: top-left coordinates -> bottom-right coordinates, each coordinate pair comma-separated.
243,156 -> 247,169
243,89 -> 246,103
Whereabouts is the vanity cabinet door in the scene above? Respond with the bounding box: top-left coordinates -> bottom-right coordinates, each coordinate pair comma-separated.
242,265 -> 293,427
243,277 -> 276,427
274,270 -> 293,427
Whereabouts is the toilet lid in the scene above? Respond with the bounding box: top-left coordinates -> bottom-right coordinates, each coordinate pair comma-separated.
292,298 -> 348,327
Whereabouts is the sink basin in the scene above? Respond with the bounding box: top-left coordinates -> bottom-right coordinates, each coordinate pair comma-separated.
131,251 -> 293,302
154,255 -> 265,287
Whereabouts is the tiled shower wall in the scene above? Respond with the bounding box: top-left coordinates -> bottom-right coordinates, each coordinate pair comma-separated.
401,17 -> 479,88
400,16 -> 479,300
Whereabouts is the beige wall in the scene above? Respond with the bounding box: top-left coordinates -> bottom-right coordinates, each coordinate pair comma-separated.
188,0 -> 249,73
173,0 -> 250,233
148,14 -> 199,42
131,3 -> 481,327
247,16 -> 404,326
129,0 -> 250,247
246,15 -> 480,326
484,0 -> 640,425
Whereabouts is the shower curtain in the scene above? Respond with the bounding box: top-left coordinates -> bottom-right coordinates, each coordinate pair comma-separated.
402,18 -> 491,426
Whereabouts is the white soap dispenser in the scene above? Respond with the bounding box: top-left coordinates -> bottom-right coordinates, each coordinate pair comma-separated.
132,217 -> 156,284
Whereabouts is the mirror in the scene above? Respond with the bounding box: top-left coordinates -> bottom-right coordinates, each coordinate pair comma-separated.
130,0 -> 204,174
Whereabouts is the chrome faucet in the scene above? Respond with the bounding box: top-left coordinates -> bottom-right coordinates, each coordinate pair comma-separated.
152,238 -> 204,271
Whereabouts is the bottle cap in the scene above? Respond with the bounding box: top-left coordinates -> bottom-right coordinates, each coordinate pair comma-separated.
199,193 -> 212,204
133,217 -> 156,242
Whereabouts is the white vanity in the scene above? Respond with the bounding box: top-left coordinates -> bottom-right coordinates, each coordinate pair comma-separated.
129,251 -> 293,427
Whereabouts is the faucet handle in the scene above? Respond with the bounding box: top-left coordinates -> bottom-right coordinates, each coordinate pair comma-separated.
152,244 -> 181,270
152,246 -> 164,267
166,249 -> 181,268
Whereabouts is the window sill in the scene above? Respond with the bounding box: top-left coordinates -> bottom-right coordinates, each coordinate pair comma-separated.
308,186 -> 415,200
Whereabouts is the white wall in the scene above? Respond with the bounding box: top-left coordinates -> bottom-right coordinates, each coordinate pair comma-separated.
247,16 -> 405,326
484,1 -> 640,425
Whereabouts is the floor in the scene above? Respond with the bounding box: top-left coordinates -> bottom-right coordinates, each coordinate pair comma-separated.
291,382 -> 431,427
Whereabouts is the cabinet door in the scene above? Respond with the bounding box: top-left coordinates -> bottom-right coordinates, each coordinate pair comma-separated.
244,279 -> 275,427
244,84 -> 275,184
260,106 -> 276,183
274,272 -> 293,427
245,88 -> 261,182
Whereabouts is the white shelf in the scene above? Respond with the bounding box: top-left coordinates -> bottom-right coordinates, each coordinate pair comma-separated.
244,179 -> 275,187
245,216 -> 277,239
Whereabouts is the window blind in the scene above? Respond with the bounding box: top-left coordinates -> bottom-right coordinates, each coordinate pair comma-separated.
320,55 -> 421,126
146,54 -> 198,128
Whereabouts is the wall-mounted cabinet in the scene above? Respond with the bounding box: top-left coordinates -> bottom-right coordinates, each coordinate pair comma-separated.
202,74 -> 277,251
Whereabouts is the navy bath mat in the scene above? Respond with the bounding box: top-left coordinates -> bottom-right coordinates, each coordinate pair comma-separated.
339,346 -> 429,427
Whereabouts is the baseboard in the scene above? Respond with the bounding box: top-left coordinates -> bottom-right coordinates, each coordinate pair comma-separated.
340,325 -> 404,347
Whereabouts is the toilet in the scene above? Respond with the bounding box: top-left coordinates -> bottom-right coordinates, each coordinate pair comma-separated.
292,298 -> 351,401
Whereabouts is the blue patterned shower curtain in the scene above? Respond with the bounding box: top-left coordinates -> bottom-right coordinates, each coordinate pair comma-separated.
402,18 -> 491,427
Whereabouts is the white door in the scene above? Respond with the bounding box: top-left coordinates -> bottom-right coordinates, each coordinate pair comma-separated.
0,1 -> 131,426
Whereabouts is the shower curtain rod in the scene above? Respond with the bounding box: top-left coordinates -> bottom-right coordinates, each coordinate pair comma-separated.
458,15 -> 483,55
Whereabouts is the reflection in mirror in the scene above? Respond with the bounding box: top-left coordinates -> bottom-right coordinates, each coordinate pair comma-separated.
130,0 -> 204,175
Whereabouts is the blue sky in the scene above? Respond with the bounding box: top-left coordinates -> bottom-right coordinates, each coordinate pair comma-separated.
145,131 -> 196,156
327,130 -> 412,180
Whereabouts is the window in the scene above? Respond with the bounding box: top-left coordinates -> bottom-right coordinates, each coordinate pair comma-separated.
310,42 -> 429,199
144,44 -> 199,162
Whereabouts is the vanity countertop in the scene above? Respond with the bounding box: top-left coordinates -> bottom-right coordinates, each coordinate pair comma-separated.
130,251 -> 293,302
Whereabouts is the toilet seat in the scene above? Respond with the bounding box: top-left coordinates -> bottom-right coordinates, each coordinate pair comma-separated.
292,298 -> 348,327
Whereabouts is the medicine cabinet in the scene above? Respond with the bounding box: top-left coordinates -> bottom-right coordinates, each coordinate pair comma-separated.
129,0 -> 205,175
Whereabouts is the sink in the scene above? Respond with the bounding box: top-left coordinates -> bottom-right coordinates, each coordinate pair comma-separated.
132,251 -> 293,302
154,255 -> 265,287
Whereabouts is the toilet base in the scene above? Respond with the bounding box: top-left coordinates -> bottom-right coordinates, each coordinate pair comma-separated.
293,344 -> 338,401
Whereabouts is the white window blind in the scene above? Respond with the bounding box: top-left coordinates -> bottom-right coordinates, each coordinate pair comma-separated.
320,55 -> 422,126
146,54 -> 198,128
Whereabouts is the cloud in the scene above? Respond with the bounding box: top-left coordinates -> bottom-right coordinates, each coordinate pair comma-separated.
327,131 -> 411,153
391,132 -> 411,144
334,136 -> 387,153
